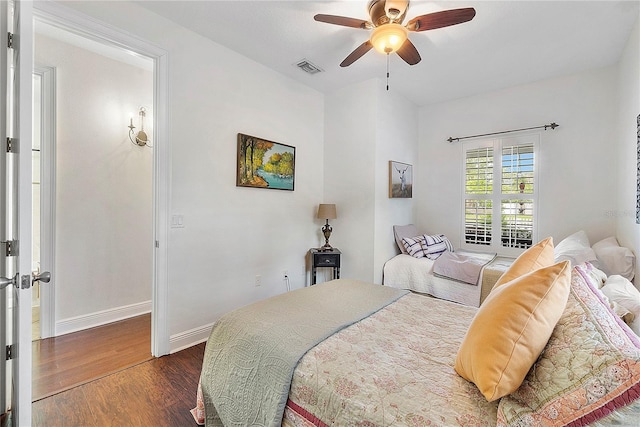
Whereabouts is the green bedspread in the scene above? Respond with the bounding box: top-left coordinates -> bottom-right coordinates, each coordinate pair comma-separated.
200,279 -> 408,427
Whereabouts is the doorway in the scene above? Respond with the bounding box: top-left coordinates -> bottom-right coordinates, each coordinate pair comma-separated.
32,21 -> 155,342
33,0 -> 171,359
2,3 -> 169,421
30,13 -> 160,398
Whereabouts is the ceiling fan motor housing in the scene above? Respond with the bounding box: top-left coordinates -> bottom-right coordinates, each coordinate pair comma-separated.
368,0 -> 409,26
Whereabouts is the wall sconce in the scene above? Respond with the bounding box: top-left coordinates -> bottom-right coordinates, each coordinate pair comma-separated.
317,203 -> 337,251
128,106 -> 152,147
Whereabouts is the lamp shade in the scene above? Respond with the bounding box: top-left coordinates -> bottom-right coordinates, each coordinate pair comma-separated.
370,23 -> 408,54
317,204 -> 337,220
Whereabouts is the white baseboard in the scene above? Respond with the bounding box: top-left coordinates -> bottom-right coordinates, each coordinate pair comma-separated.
169,322 -> 213,354
55,300 -> 152,336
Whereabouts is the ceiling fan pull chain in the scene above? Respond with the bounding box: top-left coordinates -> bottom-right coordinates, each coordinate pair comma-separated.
386,53 -> 390,91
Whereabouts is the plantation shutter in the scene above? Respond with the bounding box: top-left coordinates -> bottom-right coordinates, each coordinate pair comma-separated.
464,147 -> 493,245
501,143 -> 534,248
463,139 -> 537,252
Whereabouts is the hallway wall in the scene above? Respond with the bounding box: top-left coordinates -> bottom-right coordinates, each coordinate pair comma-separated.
35,33 -> 153,334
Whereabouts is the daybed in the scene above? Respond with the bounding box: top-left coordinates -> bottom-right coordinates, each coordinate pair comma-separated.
192,238 -> 640,426
383,225 -> 512,306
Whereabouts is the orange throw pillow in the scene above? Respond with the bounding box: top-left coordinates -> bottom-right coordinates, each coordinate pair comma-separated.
454,260 -> 571,401
493,237 -> 554,290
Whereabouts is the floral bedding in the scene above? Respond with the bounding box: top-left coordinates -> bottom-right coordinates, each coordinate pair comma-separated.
281,264 -> 640,427
283,293 -> 498,426
196,280 -> 407,427
195,265 -> 640,426
496,263 -> 640,426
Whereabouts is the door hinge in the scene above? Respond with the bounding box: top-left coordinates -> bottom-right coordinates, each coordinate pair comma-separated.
6,345 -> 12,361
6,137 -> 15,153
2,240 -> 18,257
155,240 -> 159,248
7,32 -> 13,49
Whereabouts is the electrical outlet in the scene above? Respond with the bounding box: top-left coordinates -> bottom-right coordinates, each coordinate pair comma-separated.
255,275 -> 261,287
282,270 -> 289,280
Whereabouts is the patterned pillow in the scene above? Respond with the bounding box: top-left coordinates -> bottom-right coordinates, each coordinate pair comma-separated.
496,263 -> 640,426
401,235 -> 427,258
422,234 -> 454,260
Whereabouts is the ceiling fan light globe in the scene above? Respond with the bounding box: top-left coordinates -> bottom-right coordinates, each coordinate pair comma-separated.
370,23 -> 408,54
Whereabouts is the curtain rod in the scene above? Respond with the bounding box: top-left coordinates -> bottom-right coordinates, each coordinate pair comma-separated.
447,122 -> 559,143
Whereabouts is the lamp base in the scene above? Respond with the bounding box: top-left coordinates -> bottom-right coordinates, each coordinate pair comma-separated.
321,221 -> 333,252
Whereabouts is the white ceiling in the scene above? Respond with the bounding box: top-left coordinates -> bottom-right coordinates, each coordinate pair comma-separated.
134,0 -> 639,106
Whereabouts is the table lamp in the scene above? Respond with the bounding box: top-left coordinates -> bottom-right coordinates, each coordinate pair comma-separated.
317,204 -> 337,251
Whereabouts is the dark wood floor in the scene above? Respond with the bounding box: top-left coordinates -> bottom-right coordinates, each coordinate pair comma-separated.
33,314 -> 153,401
32,343 -> 206,426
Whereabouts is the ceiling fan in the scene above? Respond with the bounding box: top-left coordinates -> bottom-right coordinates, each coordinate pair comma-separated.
314,0 -> 476,67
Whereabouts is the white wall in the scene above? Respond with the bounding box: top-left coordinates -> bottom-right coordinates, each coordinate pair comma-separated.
324,79 -> 417,284
324,80 -> 378,282
373,85 -> 417,283
417,66 -> 619,252
57,1 -> 325,349
34,34 -> 154,331
615,16 -> 640,283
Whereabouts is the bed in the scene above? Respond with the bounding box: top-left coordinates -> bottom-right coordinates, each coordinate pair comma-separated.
193,255 -> 640,426
382,225 -> 512,307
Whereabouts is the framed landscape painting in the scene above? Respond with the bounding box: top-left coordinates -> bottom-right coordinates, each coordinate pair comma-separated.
236,133 -> 295,191
389,161 -> 413,198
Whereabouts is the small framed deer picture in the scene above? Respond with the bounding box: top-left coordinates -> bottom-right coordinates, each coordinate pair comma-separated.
389,161 -> 412,198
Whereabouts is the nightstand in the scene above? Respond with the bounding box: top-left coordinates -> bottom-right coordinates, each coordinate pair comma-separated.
309,248 -> 341,285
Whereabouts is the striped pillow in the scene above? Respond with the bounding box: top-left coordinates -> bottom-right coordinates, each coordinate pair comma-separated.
402,235 -> 427,258
422,234 -> 454,260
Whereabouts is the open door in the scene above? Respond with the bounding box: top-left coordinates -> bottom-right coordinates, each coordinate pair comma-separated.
1,1 -> 42,426
1,2 -> 9,425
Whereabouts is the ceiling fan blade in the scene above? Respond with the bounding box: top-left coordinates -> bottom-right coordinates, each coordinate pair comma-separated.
396,39 -> 421,65
314,14 -> 371,29
340,41 -> 373,67
406,8 -> 476,32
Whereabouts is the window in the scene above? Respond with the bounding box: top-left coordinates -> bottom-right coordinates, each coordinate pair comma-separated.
463,136 -> 538,253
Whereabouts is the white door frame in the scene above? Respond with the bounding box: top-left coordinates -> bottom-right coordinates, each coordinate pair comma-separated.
32,64 -> 55,339
33,2 -> 171,356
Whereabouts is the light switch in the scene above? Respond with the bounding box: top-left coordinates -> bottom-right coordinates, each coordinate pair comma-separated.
171,214 -> 185,228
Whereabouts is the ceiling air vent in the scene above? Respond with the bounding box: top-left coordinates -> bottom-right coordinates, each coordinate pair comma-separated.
295,59 -> 323,75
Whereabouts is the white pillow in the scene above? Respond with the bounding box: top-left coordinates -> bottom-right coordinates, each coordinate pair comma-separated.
592,236 -> 636,281
554,230 -> 598,266
600,275 -> 640,326
582,263 -> 608,289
